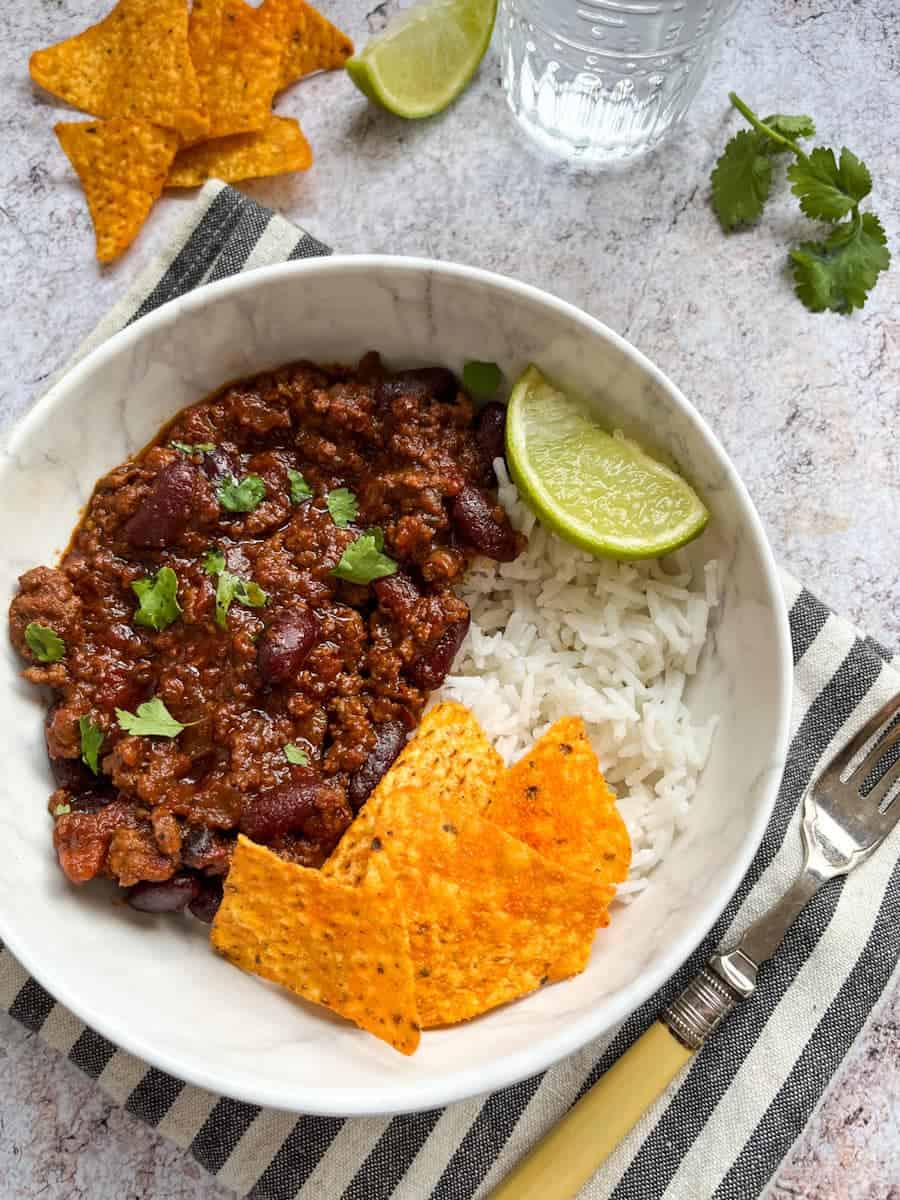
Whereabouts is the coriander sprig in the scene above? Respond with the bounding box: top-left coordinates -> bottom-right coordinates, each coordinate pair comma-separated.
711,92 -> 890,314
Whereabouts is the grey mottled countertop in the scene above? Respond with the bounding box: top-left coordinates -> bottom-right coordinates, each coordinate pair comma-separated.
1,0 -> 898,1197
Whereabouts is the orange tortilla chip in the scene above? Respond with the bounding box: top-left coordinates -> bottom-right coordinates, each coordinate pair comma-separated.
30,0 -> 208,141
324,701 -> 503,886
257,0 -> 354,89
357,785 -> 612,1027
167,116 -> 312,188
188,0 -> 227,98
195,0 -> 283,141
488,717 -> 632,887
212,836 -> 420,1055
55,119 -> 178,262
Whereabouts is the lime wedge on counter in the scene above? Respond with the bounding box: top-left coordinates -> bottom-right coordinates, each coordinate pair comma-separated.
506,366 -> 709,560
345,0 -> 497,119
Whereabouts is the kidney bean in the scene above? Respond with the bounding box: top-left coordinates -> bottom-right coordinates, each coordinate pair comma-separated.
189,876 -> 224,924
124,458 -> 197,549
200,447 -> 238,485
348,721 -> 407,810
451,486 -> 519,562
376,368 -> 458,406
126,874 -> 200,914
475,402 -> 507,478
373,571 -> 421,620
50,755 -> 98,794
239,781 -> 336,844
69,788 -> 117,814
181,826 -> 231,874
407,613 -> 470,690
257,607 -> 320,684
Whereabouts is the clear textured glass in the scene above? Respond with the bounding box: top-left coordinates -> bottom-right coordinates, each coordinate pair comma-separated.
499,0 -> 740,165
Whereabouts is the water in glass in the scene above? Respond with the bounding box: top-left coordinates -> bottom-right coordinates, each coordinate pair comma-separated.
499,0 -> 740,164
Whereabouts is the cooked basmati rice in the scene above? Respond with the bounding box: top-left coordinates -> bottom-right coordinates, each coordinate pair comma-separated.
438,461 -> 719,901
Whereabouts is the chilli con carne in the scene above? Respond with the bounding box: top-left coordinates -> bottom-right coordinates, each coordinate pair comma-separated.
9,354 -> 521,921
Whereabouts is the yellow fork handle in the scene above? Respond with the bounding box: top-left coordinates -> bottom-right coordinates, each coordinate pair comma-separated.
489,1022 -> 694,1200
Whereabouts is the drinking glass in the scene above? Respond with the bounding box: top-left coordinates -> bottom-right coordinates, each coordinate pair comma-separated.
498,0 -> 740,165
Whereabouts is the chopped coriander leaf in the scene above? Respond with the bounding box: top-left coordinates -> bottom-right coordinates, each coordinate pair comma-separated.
79,715 -> 104,775
218,475 -> 267,513
326,487 -> 358,528
284,743 -> 309,765
202,549 -> 226,576
790,211 -> 890,314
132,565 -> 182,632
53,803 -> 71,817
288,468 -> 312,504
370,526 -> 385,551
762,113 -> 816,145
116,697 -> 196,738
215,569 -> 268,629
787,146 -> 872,222
710,129 -> 773,230
24,621 -> 66,663
462,360 -> 503,398
235,579 -> 268,607
171,441 -> 215,455
331,532 -> 398,585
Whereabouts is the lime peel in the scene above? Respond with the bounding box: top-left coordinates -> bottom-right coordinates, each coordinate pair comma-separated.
505,366 -> 709,561
346,0 -> 497,119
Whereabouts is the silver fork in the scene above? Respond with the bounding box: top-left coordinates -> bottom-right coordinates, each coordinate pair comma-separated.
490,692 -> 900,1200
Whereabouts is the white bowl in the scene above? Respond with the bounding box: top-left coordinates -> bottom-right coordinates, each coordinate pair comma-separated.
0,258 -> 791,1115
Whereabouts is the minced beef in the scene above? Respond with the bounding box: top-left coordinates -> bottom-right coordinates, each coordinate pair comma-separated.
9,354 -> 521,919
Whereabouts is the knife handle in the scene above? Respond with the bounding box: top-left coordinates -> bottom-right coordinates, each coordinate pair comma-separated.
488,1022 -> 693,1200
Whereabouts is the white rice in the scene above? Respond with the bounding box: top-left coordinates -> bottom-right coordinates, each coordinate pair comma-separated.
438,461 -> 719,901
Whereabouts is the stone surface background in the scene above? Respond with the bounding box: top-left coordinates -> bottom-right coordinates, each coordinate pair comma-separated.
1,0 -> 898,1196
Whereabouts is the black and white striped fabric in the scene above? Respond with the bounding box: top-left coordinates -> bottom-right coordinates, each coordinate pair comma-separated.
3,182 -> 899,1200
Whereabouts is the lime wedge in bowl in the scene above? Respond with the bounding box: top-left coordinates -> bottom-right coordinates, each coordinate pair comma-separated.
506,366 -> 709,560
346,0 -> 497,119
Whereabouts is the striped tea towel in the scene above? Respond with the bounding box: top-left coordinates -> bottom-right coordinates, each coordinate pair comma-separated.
3,182 -> 900,1200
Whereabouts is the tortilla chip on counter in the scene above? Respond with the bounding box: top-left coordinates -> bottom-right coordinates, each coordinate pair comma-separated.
257,0 -> 354,89
187,0 -> 228,103
55,119 -> 179,262
212,836 -> 420,1055
31,0 -> 208,142
167,116 -> 312,187
488,716 -> 632,886
195,0 -> 284,141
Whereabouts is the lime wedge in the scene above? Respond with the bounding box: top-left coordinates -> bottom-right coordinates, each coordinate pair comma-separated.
506,366 -> 709,560
346,0 -> 497,119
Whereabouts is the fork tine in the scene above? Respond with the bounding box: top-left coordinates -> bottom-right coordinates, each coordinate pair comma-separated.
819,693 -> 900,786
869,757 -> 900,814
864,718 -> 900,774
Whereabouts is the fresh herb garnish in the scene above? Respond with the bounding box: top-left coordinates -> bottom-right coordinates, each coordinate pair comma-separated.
171,441 -> 215,455
462,360 -> 503,398
331,530 -> 398,585
132,565 -> 182,632
201,550 -> 268,628
326,487 -> 358,528
711,93 -> 889,312
217,475 -> 267,513
24,621 -> 66,663
215,571 -> 268,629
53,803 -> 71,817
116,697 -> 195,738
287,468 -> 312,504
284,743 -> 309,765
79,715 -> 104,774
202,548 -> 226,575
